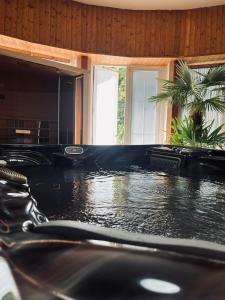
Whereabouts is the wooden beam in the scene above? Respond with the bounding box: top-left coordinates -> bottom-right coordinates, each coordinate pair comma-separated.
0,47 -> 87,76
0,44 -> 71,63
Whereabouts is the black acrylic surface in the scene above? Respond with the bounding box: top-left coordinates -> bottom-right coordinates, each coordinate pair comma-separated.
5,237 -> 225,300
1,144 -> 225,299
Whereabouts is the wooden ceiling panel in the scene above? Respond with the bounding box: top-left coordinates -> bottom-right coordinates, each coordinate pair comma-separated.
0,0 -> 224,58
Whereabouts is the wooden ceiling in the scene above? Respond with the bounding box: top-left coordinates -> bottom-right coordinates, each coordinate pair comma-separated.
0,0 -> 224,59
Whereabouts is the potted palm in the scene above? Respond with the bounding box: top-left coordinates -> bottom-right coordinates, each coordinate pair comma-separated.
151,60 -> 225,148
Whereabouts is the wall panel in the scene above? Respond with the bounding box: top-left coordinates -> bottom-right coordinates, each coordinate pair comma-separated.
0,0 -> 224,57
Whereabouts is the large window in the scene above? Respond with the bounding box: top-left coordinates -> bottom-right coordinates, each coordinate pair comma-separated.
125,67 -> 168,145
92,66 -> 168,145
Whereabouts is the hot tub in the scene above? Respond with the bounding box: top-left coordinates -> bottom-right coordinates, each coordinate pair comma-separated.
1,144 -> 225,243
1,144 -> 225,299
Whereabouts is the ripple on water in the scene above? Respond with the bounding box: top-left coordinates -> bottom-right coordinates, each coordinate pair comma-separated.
24,168 -> 225,245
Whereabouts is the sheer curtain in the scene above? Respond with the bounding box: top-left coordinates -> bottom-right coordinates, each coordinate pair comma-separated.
129,69 -> 168,144
130,70 -> 158,144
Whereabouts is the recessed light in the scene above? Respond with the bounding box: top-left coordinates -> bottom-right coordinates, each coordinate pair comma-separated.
140,278 -> 181,294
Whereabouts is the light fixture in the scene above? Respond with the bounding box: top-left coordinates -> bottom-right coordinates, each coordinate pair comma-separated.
140,278 -> 181,294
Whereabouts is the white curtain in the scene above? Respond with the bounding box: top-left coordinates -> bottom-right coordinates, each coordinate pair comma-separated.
130,69 -> 168,144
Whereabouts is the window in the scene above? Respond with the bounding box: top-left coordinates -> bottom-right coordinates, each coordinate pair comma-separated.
92,66 -> 168,145
93,66 -> 119,145
125,67 -> 168,145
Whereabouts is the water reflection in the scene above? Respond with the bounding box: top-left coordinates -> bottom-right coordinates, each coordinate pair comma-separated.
18,166 -> 225,245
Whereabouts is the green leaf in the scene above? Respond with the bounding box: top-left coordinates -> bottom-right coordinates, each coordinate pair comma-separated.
203,96 -> 225,113
170,117 -> 225,148
201,65 -> 225,87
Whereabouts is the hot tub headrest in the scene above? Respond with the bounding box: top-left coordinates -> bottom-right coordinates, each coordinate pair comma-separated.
0,166 -> 27,185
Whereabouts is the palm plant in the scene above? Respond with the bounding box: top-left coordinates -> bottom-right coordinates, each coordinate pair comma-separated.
151,60 -> 225,147
171,117 -> 225,148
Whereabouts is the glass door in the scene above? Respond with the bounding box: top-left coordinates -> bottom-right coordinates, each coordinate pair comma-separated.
93,66 -> 119,145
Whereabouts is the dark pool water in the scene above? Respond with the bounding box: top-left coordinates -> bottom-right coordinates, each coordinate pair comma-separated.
19,166 -> 225,245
